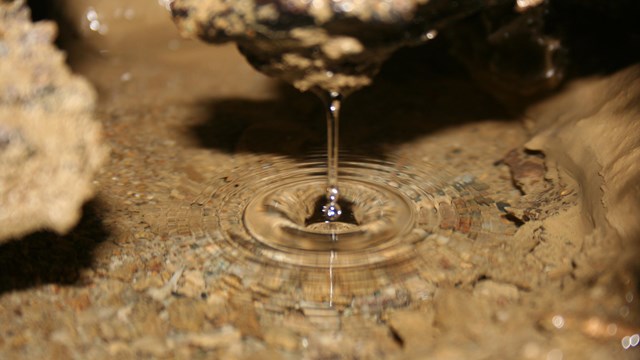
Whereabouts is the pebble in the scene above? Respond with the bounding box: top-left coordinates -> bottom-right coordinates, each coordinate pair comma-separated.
434,288 -> 491,338
388,309 -> 435,347
180,269 -> 206,298
147,267 -> 184,301
132,336 -> 169,357
168,298 -> 207,332
176,326 -> 241,350
428,233 -> 450,245
263,327 -> 300,351
108,341 -> 133,357
229,295 -> 263,339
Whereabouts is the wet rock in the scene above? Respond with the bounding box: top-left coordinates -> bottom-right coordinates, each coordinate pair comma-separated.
229,293 -> 263,339
388,309 -> 435,347
447,2 -> 566,98
170,0 -> 483,93
502,149 -> 547,195
306,331 -> 398,360
473,279 -> 520,304
300,306 -> 341,330
107,341 -> 134,357
130,299 -> 167,337
132,336 -> 170,358
204,292 -> 231,325
263,327 -> 300,352
175,325 -> 242,350
66,292 -> 92,312
403,276 -> 437,301
244,349 -> 285,360
433,288 -> 492,339
168,297 -> 207,332
110,261 -> 139,282
147,267 -> 185,302
178,269 -> 206,298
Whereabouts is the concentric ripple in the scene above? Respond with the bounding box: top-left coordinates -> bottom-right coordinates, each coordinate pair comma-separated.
217,153 -> 436,269
184,152 -> 514,308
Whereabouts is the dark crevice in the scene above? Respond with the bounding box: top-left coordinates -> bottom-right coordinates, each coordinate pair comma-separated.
504,213 -> 525,227
25,0 -> 78,54
473,274 -> 490,286
523,148 -> 546,158
388,325 -> 405,348
25,0 -> 54,22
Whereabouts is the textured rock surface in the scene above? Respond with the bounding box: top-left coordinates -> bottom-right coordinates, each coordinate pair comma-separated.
170,0 -> 485,93
0,0 -> 106,241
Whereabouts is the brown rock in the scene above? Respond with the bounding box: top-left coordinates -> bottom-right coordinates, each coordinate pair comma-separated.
178,326 -> 242,350
229,294 -> 263,339
388,309 -> 435,347
263,327 -> 300,352
433,288 -> 492,339
168,298 -> 207,332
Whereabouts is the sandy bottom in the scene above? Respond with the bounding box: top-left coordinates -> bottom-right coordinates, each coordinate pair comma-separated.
0,22 -> 638,359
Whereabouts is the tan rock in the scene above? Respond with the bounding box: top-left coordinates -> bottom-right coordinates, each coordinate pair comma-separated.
0,0 -> 106,242
168,298 -> 207,332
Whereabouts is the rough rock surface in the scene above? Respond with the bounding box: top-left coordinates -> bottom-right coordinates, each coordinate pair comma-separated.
525,66 -> 640,252
170,0 -> 485,93
0,0 -> 106,241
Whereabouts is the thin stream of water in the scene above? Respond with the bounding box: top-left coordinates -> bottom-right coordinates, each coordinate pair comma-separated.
323,91 -> 343,221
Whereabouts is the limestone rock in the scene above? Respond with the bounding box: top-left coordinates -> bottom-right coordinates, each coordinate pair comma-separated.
0,0 -> 106,242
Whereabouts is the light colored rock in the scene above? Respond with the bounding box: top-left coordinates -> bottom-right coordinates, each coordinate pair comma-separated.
132,336 -> 169,357
388,309 -> 435,347
0,0 -> 106,242
473,280 -> 520,303
177,326 -> 242,350
168,298 -> 207,332
263,327 -> 300,351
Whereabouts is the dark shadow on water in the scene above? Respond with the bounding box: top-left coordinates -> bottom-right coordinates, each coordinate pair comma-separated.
187,41 -> 513,159
0,200 -> 109,295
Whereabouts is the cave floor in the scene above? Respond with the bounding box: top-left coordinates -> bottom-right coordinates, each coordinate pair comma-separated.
0,24 -> 638,360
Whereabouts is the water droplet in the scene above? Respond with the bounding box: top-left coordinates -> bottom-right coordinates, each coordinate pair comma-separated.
322,203 -> 342,221
86,8 -> 98,22
422,29 -> 438,41
620,305 -> 630,318
546,348 -> 563,360
89,20 -> 101,32
630,334 -> 640,347
551,315 -> 565,329
124,8 -> 136,20
625,291 -> 634,303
